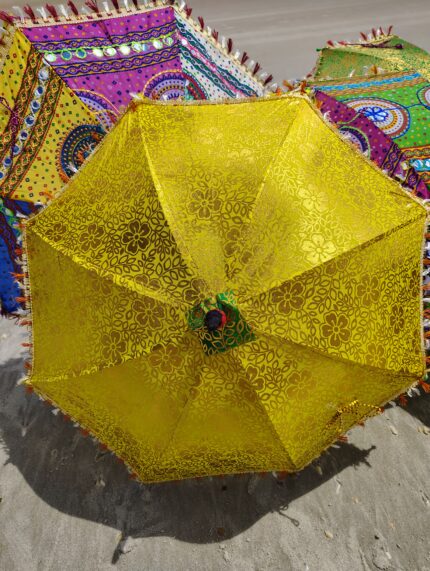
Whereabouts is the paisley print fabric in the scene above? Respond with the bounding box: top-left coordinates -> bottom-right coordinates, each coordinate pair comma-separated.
313,71 -> 430,189
313,34 -> 430,82
25,95 -> 426,482
19,4 -> 264,122
0,23 -> 103,314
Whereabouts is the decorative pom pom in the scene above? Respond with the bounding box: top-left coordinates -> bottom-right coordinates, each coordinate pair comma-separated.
204,309 -> 227,332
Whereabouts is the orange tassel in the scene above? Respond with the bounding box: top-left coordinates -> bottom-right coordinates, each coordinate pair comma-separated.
399,394 -> 408,407
420,380 -> 430,393
80,429 -> 90,437
338,435 -> 348,442
16,296 -> 28,303
11,272 -> 26,279
21,342 -> 32,347
24,361 -> 32,370
19,320 -> 32,326
40,191 -> 54,200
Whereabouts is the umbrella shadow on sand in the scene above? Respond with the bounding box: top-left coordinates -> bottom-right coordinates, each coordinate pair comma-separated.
0,357 -> 376,561
404,390 -> 430,428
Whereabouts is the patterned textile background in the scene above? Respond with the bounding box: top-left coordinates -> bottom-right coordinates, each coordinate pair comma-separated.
313,71 -> 430,188
0,24 -> 102,313
19,5 -> 265,128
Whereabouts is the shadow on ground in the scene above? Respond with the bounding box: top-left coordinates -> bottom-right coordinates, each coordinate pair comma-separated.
0,357 -> 376,560
404,389 -> 430,427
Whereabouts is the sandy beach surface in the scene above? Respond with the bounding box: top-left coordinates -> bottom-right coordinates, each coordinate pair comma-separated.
1,1 -> 430,569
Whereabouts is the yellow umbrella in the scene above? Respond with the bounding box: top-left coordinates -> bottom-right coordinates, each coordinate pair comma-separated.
22,94 -> 426,482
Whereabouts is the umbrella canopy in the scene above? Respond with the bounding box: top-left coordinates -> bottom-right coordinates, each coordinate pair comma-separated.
23,94 -> 426,482
0,197 -> 37,313
312,89 -> 429,198
313,29 -> 430,82
311,70 -> 430,190
14,0 -> 269,128
0,21 -> 104,313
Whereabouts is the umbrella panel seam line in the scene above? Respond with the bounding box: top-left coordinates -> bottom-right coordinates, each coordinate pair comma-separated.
26,226 -> 191,309
233,352 -> 297,471
138,106 -> 215,297
241,209 -> 426,305
306,95 -> 428,211
249,325 -> 423,381
231,99 -> 302,285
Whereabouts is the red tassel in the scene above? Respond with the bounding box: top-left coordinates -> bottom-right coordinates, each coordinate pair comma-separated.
85,0 -> 99,14
80,429 -> 90,437
264,74 -> 273,86
15,248 -> 23,256
184,5 -> 192,17
129,473 -> 137,480
25,385 -> 34,393
24,361 -> 32,370
277,471 -> 288,480
110,0 -> 120,12
387,25 -> 393,35
399,394 -> 408,407
327,40 -> 334,47
338,435 -> 348,442
24,5 -> 37,22
372,28 -> 377,38
227,38 -> 233,54
45,4 -> 59,20
21,342 -> 32,347
19,320 -> 32,326
62,414 -> 70,422
420,380 -> 430,393
241,51 -> 249,65
253,62 -> 261,75
211,29 -> 219,42
67,0 -> 79,16
0,10 -> 14,24
198,16 -> 204,31
360,31 -> 367,41
131,0 -> 138,9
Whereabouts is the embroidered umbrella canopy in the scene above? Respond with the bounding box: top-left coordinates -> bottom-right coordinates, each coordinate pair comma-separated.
0,20 -> 104,314
12,0 -> 270,129
311,70 -> 430,190
309,88 -> 428,198
22,95 -> 426,482
312,28 -> 430,82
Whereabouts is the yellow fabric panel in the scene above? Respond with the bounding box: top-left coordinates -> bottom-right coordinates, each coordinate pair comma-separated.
28,110 -> 205,306
0,28 -> 100,203
241,216 -> 424,375
25,95 -> 426,481
236,333 -> 413,470
27,232 -> 187,382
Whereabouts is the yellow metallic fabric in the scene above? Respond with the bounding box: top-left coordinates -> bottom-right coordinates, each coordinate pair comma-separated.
0,27 -> 101,204
25,95 -> 426,482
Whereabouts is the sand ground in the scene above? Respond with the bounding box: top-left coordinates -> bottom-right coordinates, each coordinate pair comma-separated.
1,1 -> 430,570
